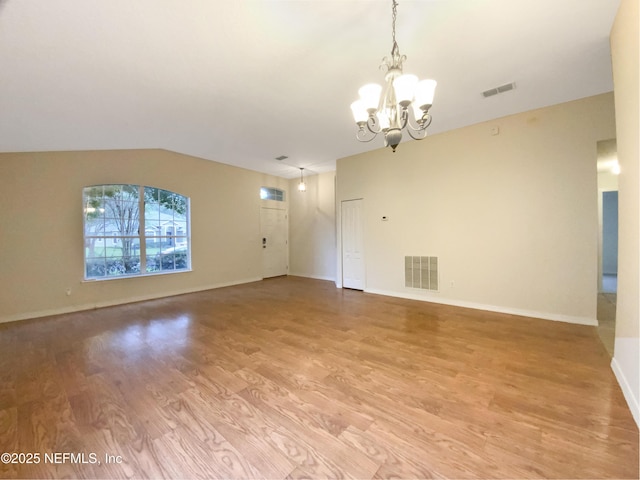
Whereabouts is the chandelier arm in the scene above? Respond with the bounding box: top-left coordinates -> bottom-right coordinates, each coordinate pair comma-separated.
356,128 -> 378,143
365,116 -> 382,135
399,108 -> 410,130
405,114 -> 420,132
406,127 -> 428,141
406,112 -> 433,133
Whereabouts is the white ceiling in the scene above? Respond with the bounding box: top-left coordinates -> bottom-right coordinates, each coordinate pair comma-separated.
0,0 -> 620,178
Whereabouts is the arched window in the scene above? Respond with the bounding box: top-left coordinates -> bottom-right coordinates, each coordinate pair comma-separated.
83,185 -> 190,279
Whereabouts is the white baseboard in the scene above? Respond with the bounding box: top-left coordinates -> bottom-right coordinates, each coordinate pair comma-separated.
1,277 -> 598,328
363,288 -> 598,326
288,273 -> 336,282
611,354 -> 640,428
0,277 -> 262,325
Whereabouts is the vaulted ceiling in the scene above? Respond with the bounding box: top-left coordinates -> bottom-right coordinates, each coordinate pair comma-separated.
0,0 -> 620,178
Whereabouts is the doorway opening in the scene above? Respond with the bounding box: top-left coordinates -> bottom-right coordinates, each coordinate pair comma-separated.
596,138 -> 618,356
602,191 -> 619,293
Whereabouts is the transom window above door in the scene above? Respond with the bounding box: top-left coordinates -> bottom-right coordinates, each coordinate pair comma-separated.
260,187 -> 285,202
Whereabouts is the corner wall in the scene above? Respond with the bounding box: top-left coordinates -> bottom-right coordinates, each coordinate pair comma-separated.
289,172 -> 336,281
336,93 -> 616,325
0,149 -> 288,323
610,0 -> 640,426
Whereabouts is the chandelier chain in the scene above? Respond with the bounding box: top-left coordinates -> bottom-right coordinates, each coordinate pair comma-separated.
391,0 -> 398,55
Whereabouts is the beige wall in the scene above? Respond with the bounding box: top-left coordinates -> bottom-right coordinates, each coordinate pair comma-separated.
0,149 -> 288,323
610,0 -> 640,426
337,93 -> 616,325
289,172 -> 336,281
598,170 -> 619,192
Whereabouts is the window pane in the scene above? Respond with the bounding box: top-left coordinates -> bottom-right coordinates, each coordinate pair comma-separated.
124,255 -> 140,274
86,258 -> 106,278
84,216 -> 105,236
102,253 -> 139,275
103,207 -> 139,235
144,187 -> 160,204
173,221 -> 187,235
84,187 -> 106,235
145,238 -> 162,257
85,238 -> 104,258
156,241 -> 189,271
104,255 -> 125,276
145,205 -> 161,230
146,255 -> 160,273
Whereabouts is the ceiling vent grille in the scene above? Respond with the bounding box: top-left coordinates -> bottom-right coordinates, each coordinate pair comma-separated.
275,155 -> 288,161
482,82 -> 516,98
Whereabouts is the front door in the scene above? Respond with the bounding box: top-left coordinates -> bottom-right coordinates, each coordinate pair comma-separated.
260,207 -> 288,278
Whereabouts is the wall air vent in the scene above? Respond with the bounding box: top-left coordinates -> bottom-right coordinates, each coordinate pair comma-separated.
405,256 -> 438,291
482,82 -> 516,98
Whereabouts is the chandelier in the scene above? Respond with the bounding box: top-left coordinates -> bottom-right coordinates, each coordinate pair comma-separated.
350,0 -> 437,152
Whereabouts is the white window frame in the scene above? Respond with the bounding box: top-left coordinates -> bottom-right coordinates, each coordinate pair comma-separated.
83,184 -> 191,280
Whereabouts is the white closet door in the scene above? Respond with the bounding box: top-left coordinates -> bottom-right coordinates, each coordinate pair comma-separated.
341,199 -> 365,290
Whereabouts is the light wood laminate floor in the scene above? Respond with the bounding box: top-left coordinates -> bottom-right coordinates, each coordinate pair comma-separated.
0,276 -> 638,479
597,293 -> 617,357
